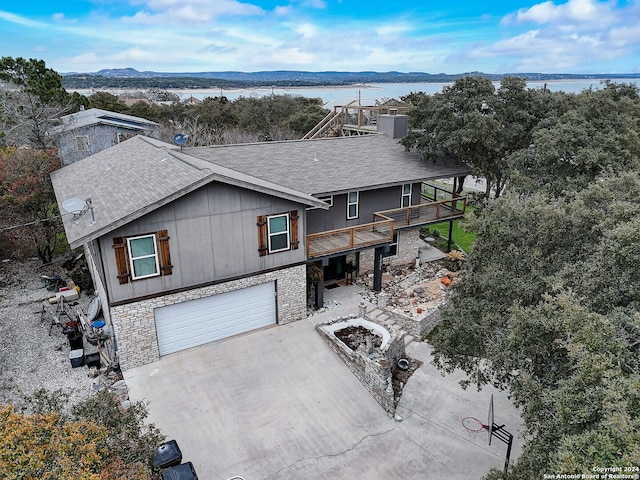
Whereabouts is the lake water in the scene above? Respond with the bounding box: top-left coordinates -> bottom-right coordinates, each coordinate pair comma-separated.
170,78 -> 640,108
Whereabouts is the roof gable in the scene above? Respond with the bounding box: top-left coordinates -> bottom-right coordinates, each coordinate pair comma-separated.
51,136 -> 326,248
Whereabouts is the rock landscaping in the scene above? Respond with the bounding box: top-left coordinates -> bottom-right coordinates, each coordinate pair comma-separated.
0,255 -> 130,411
358,259 -> 459,338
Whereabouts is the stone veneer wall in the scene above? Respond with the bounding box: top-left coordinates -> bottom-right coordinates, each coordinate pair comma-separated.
111,264 -> 307,370
316,315 -> 406,415
377,294 -> 443,339
359,226 -> 421,273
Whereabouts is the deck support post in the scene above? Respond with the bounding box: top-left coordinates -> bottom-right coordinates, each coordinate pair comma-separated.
315,259 -> 327,309
373,245 -> 386,292
447,221 -> 454,252
315,280 -> 324,309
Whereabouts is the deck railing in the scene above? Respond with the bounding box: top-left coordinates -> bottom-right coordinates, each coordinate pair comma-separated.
375,197 -> 466,228
306,217 -> 394,258
306,184 -> 466,258
303,104 -> 410,139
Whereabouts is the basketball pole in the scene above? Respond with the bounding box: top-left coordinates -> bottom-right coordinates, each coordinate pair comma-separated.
489,423 -> 513,477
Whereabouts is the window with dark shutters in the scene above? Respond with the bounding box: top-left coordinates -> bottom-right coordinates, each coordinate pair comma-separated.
257,211 -> 299,255
257,215 -> 268,256
113,237 -> 130,284
113,230 -> 173,283
290,210 -> 299,250
157,229 -> 173,275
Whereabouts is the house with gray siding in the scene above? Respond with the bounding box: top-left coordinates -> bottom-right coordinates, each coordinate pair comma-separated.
51,128 -> 469,369
51,108 -> 160,165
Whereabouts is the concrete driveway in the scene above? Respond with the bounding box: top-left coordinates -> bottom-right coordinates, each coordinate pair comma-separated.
125,286 -> 522,480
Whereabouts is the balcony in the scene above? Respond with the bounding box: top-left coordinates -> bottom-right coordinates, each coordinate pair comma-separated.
375,196 -> 466,229
303,104 -> 409,139
306,218 -> 394,258
306,184 -> 466,258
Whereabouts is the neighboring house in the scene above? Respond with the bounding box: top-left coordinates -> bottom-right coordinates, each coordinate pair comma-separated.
51,117 -> 469,370
51,108 -> 160,165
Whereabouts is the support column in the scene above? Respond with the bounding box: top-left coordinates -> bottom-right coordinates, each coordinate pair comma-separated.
373,246 -> 385,292
315,259 -> 328,309
447,221 -> 454,252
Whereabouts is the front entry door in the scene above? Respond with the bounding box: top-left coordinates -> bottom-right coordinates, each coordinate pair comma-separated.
323,255 -> 346,282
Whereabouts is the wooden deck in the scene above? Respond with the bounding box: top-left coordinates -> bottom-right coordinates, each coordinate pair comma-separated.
303,104 -> 409,139
306,186 -> 466,258
375,196 -> 466,228
307,219 -> 393,258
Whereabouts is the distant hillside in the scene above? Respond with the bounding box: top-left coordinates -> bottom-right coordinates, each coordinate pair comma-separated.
61,68 -> 640,90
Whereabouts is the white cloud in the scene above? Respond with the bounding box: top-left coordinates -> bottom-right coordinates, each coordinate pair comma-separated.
5,0 -> 638,74
298,0 -> 327,8
482,0 -> 638,73
506,0 -> 615,25
274,6 -> 292,16
376,23 -> 412,36
124,0 -> 264,26
294,22 -> 317,38
0,10 -> 44,27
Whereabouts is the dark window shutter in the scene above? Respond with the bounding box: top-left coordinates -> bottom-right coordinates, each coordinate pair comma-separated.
290,210 -> 299,250
112,237 -> 130,284
257,215 -> 268,256
157,229 -> 173,276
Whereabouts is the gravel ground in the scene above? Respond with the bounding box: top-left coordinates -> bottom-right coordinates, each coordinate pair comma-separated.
0,256 -> 99,410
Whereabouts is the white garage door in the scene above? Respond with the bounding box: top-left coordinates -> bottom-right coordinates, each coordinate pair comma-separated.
155,282 -> 276,356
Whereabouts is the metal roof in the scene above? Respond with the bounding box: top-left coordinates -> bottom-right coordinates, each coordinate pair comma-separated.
50,108 -> 159,134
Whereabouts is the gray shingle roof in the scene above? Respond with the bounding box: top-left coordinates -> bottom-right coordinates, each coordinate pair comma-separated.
186,134 -> 470,196
51,136 -> 326,248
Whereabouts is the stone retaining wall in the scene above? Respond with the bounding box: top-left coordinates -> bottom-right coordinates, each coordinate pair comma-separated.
316,314 -> 406,415
375,290 -> 443,338
111,264 -> 306,369
378,302 -> 443,339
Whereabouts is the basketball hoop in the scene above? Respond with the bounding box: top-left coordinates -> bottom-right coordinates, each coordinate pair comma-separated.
461,416 -> 487,442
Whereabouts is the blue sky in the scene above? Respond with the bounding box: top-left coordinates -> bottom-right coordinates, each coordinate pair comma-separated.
1,0 -> 639,74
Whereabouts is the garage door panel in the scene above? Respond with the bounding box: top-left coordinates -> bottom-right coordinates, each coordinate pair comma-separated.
155,282 -> 276,356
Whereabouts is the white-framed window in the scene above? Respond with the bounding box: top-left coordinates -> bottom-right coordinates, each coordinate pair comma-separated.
347,191 -> 359,219
268,213 -> 290,253
127,234 -> 160,280
307,195 -> 333,210
401,184 -> 412,207
76,135 -> 90,151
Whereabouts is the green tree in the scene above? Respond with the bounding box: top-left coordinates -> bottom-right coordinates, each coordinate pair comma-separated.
509,82 -> 640,196
87,91 -> 129,113
0,390 -> 164,479
430,171 -> 640,476
402,76 -> 553,198
127,101 -> 161,123
286,103 -> 328,135
0,57 -> 72,148
402,76 -> 503,196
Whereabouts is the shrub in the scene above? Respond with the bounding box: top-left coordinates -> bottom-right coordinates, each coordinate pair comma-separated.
444,250 -> 466,271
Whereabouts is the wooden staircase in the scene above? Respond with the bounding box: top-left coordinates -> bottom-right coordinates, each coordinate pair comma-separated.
302,109 -> 343,139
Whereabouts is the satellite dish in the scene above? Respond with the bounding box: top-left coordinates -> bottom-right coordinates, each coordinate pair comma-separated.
62,198 -> 86,213
87,296 -> 101,322
173,133 -> 187,145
